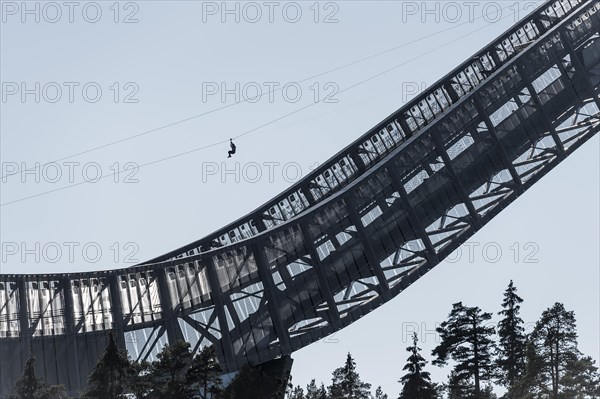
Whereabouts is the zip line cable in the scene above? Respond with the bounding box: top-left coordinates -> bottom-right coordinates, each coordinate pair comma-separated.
1,7 -> 515,180
1,14 -> 513,207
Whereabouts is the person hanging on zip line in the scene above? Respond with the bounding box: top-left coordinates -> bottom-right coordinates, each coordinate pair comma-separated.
227,138 -> 236,158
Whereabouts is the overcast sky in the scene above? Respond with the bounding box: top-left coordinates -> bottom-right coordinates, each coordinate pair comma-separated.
1,0 -> 598,397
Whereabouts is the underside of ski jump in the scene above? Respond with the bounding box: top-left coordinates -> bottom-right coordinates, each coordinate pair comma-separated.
1,0 -> 599,396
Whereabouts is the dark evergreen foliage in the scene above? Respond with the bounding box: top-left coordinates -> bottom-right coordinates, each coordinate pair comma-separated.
81,334 -> 133,399
432,302 -> 497,397
496,280 -> 527,393
328,353 -> 371,399
223,363 -> 281,399
10,354 -> 67,399
13,354 -> 48,399
512,302 -> 600,399
398,332 -> 438,399
8,284 -> 600,399
560,355 -> 600,398
374,386 -> 388,399
187,345 -> 224,399
151,340 -> 195,398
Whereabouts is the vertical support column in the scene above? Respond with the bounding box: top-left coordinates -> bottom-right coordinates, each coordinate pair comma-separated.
156,267 -> 183,345
62,278 -> 81,392
62,279 -> 74,335
533,16 -> 548,36
397,116 -> 414,139
301,185 -> 317,206
203,258 -> 237,370
443,82 -> 460,103
253,214 -> 268,233
251,241 -> 293,355
108,275 -> 126,349
17,280 -> 29,339
349,149 -> 366,173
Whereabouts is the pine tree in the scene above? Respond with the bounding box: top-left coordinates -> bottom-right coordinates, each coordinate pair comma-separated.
318,383 -> 328,399
514,304 -> 600,399
496,280 -> 527,394
306,380 -> 318,399
186,345 -> 223,398
129,360 -> 153,399
150,340 -> 195,399
560,355 -> 600,398
398,333 -> 438,399
480,385 -> 496,399
306,380 -> 327,399
13,354 -> 50,399
374,386 -> 388,399
81,334 -> 133,399
432,302 -> 497,398
509,340 -> 547,399
328,353 -> 371,399
530,302 -> 579,399
445,370 -> 473,399
288,385 -> 305,399
286,376 -> 295,399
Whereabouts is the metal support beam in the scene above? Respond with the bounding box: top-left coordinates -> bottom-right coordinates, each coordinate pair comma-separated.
18,280 -> 29,339
299,223 -> 341,322
473,93 -> 525,192
516,63 -> 566,155
108,275 -> 126,349
429,130 -> 479,219
343,195 -> 392,297
155,268 -> 184,344
386,165 -> 441,267
251,241 -> 293,355
203,260 -> 237,369
560,29 -> 600,109
61,278 -> 81,390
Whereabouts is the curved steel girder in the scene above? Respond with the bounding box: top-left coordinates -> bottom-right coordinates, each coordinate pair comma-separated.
140,0 -> 595,265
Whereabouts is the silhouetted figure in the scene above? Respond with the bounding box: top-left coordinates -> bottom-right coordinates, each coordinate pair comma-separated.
228,138 -> 237,158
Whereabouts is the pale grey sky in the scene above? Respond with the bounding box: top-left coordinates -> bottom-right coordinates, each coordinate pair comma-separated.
1,1 -> 598,397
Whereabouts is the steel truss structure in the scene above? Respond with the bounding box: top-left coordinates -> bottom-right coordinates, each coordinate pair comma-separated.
1,0 -> 599,396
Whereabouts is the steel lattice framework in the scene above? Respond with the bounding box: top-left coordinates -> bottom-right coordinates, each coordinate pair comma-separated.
1,0 -> 599,396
